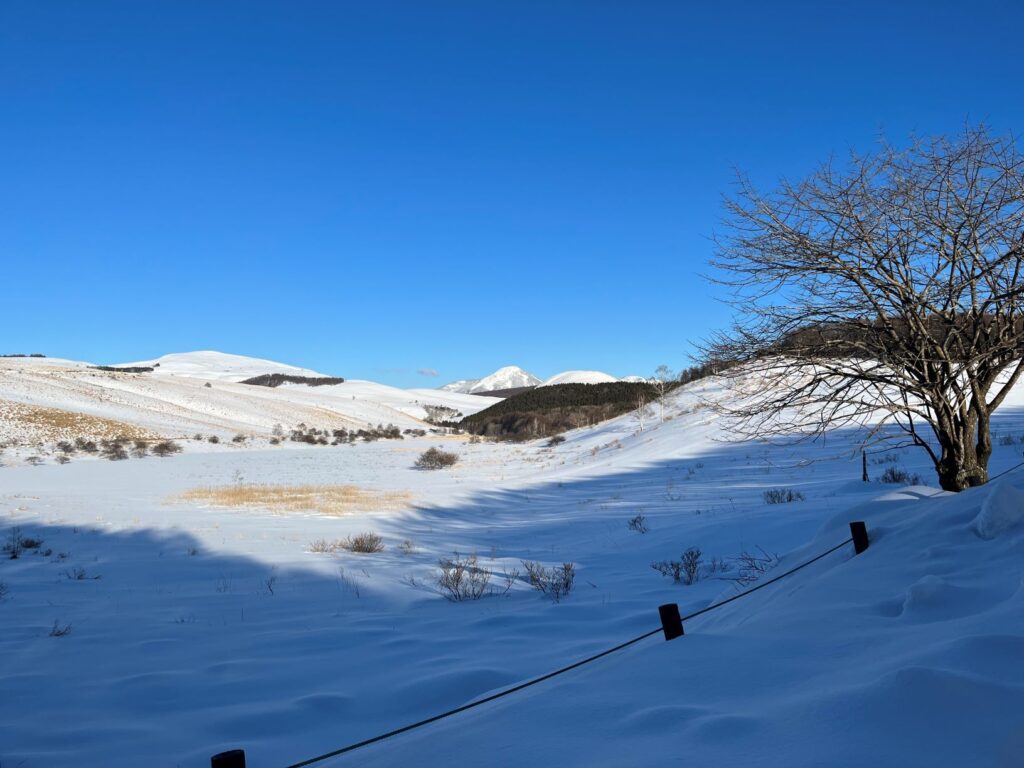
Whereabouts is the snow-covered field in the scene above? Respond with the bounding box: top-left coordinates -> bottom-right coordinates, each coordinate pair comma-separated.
2,362 -> 1024,767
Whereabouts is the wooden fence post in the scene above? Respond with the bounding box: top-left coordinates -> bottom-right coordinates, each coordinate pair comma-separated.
850,521 -> 869,555
211,749 -> 246,768
659,603 -> 684,641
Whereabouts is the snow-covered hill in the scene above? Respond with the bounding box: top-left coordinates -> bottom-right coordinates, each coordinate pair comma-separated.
0,353 -> 498,447
117,350 -> 329,382
539,369 -> 619,386
441,365 -> 542,394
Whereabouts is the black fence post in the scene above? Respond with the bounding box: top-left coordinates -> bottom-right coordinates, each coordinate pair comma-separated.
862,450 -> 869,482
212,749 -> 246,768
850,521 -> 869,554
659,603 -> 684,641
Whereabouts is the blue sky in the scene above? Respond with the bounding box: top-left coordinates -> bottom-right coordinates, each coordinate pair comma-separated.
3,1 -> 1023,387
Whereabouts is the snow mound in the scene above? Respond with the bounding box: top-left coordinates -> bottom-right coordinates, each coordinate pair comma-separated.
971,479 -> 1024,540
540,370 -> 618,387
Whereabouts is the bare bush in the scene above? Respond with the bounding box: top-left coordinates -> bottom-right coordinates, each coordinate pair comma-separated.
522,560 -> 576,602
880,466 -> 922,485
627,513 -> 649,534
398,539 -> 416,555
763,488 -> 805,504
309,539 -> 343,553
0,581 -> 8,600
342,532 -> 385,553
131,440 -> 149,458
152,441 -> 182,457
545,435 -> 566,447
49,620 -> 72,637
74,437 -> 98,453
438,552 -> 491,601
100,440 -> 128,461
652,547 -> 702,585
728,547 -> 780,587
415,447 -> 459,470
63,565 -> 99,580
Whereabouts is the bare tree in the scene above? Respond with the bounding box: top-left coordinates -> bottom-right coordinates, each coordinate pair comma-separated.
635,390 -> 651,431
704,126 -> 1024,491
653,364 -> 675,421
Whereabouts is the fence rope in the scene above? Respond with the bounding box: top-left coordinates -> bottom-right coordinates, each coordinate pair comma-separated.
281,534 -> 856,768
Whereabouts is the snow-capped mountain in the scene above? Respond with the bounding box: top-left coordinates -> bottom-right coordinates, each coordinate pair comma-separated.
441,366 -> 542,394
540,370 -> 619,387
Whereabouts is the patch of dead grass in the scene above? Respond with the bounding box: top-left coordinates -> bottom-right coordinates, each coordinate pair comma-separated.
177,484 -> 411,516
0,400 -> 157,442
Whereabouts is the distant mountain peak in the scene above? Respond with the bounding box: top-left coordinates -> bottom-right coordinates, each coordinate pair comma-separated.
441,365 -> 541,394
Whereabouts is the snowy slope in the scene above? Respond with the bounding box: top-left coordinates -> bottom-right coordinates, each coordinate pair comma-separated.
118,350 -> 329,382
0,355 -> 498,448
540,369 -> 619,386
2,371 -> 1024,766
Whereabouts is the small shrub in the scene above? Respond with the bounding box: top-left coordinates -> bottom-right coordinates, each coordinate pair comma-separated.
3,526 -> 24,559
545,435 -> 566,447
19,534 -> 43,550
49,620 -> 72,637
309,538 -> 343,554
627,513 -> 649,534
0,581 -> 8,600
398,539 -> 416,555
880,466 -> 922,485
131,441 -> 149,458
652,547 -> 702,585
56,440 -> 76,454
437,552 -> 491,601
56,455 -> 71,465
763,488 -> 805,504
998,434 -> 1017,446
232,434 -> 247,444
727,547 -> 779,587
522,560 -> 576,602
152,441 -> 182,457
342,532 -> 385,553
269,437 -> 280,445
63,565 -> 99,580
25,455 -> 42,466
208,435 -> 220,444
204,382 -> 212,388
415,447 -> 459,470
75,437 -> 98,453
100,440 -> 128,461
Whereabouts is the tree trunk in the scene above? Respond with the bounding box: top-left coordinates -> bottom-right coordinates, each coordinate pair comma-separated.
934,414 -> 991,491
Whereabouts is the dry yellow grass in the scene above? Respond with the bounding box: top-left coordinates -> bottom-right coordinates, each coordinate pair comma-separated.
0,400 -> 157,443
177,484 -> 411,516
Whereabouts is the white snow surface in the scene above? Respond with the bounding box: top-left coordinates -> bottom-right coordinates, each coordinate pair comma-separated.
118,350 -> 329,382
441,366 -> 541,394
540,369 -> 619,386
2,372 -> 1024,766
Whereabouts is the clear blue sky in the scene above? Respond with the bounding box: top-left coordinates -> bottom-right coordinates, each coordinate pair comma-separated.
3,1 -> 1022,387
